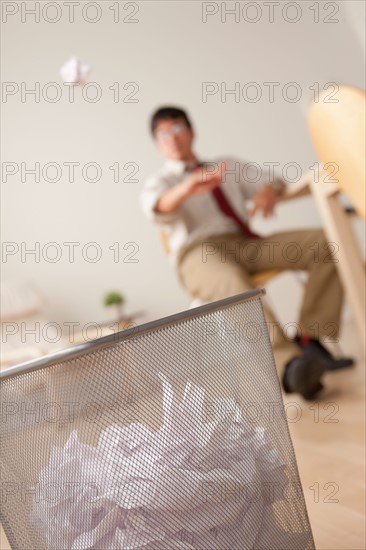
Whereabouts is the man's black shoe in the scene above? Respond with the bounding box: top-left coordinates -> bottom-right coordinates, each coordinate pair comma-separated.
293,335 -> 354,371
282,355 -> 325,400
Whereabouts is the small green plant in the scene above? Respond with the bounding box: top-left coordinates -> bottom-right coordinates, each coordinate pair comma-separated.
104,291 -> 125,319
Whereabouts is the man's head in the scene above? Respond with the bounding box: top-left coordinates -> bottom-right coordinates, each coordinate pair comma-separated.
150,106 -> 195,161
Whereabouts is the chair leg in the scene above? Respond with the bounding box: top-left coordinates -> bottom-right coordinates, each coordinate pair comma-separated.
310,175 -> 366,357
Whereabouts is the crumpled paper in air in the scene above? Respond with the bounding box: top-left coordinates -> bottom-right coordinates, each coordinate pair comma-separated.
60,56 -> 91,85
31,373 -> 310,549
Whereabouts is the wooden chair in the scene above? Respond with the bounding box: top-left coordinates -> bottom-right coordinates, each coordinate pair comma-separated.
159,102 -> 366,355
308,85 -> 366,355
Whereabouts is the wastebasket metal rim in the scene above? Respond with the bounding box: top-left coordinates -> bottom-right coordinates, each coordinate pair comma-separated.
0,287 -> 266,380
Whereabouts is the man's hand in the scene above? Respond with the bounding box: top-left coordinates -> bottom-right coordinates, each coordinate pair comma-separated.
185,162 -> 226,196
248,184 -> 279,219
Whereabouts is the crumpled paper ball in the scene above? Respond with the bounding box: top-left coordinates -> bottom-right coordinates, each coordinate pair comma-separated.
31,373 -> 309,549
60,56 -> 91,85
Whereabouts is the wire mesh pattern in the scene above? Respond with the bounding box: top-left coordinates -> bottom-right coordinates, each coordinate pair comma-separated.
0,289 -> 314,549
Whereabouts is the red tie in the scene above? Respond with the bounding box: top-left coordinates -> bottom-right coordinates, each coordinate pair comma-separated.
211,185 -> 262,240
184,161 -> 262,239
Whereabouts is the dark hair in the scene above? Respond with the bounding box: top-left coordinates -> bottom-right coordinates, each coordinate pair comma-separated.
150,106 -> 193,135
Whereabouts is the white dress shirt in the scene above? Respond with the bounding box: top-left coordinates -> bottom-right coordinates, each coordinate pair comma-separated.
139,157 -> 285,266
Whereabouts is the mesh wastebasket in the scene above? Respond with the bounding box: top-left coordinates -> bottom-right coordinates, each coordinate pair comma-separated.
0,288 -> 315,549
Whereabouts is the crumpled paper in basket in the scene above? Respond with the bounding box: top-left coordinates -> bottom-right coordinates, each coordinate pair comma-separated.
31,373 -> 310,549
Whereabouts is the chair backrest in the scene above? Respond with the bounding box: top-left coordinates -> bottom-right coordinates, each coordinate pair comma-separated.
0,289 -> 315,550
308,85 -> 366,219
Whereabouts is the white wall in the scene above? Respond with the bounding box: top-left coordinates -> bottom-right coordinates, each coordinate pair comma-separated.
2,1 -> 365,331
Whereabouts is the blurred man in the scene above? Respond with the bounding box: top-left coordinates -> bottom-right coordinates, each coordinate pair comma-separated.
140,106 -> 353,399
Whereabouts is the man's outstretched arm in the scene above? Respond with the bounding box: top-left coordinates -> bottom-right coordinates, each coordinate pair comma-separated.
154,163 -> 226,214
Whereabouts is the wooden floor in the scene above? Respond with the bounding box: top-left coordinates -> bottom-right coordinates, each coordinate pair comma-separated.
284,320 -> 366,549
1,320 -> 365,550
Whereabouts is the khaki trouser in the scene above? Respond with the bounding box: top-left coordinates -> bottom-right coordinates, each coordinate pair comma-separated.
176,229 -> 343,375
